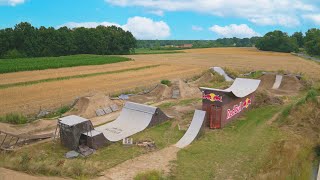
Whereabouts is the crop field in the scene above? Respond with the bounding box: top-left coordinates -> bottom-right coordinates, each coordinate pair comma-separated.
1,47 -> 320,116
0,55 -> 130,73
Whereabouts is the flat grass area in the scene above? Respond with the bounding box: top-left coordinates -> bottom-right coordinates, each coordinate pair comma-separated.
0,64 -> 161,89
0,121 -> 184,179
0,55 -> 131,74
133,48 -> 184,55
172,106 -> 283,179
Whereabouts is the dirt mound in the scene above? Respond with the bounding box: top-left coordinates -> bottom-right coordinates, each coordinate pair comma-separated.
178,80 -> 201,98
190,71 -> 214,86
259,74 -> 276,90
147,84 -> 170,100
69,93 -> 122,118
279,75 -> 302,92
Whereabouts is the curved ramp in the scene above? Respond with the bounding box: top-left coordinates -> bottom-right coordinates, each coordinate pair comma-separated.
175,110 -> 206,148
95,102 -> 168,142
200,78 -> 261,98
211,67 -> 234,82
272,75 -> 283,89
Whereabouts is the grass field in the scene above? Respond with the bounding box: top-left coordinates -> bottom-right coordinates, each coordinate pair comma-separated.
0,55 -> 131,73
133,48 -> 183,55
173,106 -> 282,179
0,121 -> 184,179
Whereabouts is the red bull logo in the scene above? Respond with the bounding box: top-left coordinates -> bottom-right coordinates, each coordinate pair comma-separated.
203,93 -> 223,102
227,98 -> 252,120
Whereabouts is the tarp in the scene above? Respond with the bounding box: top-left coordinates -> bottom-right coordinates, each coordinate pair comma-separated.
272,75 -> 283,89
95,102 -> 162,142
211,67 -> 234,82
175,110 -> 206,148
200,78 -> 261,98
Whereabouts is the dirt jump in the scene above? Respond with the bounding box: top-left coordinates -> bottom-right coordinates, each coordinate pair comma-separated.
259,74 -> 303,96
67,93 -> 122,118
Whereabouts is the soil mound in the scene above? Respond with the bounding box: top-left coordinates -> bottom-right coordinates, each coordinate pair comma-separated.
69,93 -> 121,118
178,80 -> 201,98
279,75 -> 302,92
259,74 -> 276,90
190,71 -> 214,86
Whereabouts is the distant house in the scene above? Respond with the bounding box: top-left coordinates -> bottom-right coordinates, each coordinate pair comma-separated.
179,44 -> 193,48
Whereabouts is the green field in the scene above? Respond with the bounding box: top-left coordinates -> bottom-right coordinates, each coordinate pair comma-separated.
0,55 -> 131,74
0,121 -> 183,179
133,48 -> 184,55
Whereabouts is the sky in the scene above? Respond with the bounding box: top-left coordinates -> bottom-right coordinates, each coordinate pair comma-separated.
0,0 -> 320,40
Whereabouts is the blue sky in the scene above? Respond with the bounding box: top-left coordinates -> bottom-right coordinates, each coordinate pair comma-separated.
0,0 -> 320,40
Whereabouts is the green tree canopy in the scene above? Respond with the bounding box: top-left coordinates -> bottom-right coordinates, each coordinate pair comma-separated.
0,22 -> 136,58
304,28 -> 320,56
291,32 -> 304,48
256,30 -> 298,53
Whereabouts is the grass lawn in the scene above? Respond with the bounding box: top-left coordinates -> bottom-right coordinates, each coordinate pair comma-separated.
172,106 -> 283,179
0,55 -> 131,74
133,48 -> 184,55
0,121 -> 184,179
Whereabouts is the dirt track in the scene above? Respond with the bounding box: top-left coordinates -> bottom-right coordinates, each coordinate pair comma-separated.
97,146 -> 179,180
1,48 -> 319,115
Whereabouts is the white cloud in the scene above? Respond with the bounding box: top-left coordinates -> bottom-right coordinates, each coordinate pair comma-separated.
148,10 -> 164,16
303,14 -> 320,25
58,16 -> 170,40
209,24 -> 260,38
0,0 -> 25,6
122,16 -> 170,39
106,0 -> 318,27
192,25 -> 203,31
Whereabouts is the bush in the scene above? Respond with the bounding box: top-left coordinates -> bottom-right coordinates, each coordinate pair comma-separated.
134,170 -> 167,180
161,79 -> 172,86
0,113 -> 28,124
2,49 -> 26,59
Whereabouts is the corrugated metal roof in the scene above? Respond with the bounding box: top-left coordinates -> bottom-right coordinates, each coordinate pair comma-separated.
59,115 -> 89,126
200,78 -> 261,98
175,110 -> 206,148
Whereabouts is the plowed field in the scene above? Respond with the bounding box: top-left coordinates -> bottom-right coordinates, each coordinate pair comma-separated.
1,47 -> 319,115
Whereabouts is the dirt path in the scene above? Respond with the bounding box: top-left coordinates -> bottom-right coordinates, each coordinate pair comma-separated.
0,168 -> 68,180
97,146 -> 180,180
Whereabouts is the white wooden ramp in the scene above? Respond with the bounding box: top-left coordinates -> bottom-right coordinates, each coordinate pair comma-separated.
272,75 -> 283,89
175,110 -> 206,148
201,78 -> 261,98
95,102 -> 168,142
211,67 -> 234,82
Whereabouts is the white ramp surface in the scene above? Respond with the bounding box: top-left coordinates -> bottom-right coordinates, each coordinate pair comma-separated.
212,67 -> 234,82
201,78 -> 261,98
272,75 -> 283,89
175,110 -> 206,148
96,102 -> 156,142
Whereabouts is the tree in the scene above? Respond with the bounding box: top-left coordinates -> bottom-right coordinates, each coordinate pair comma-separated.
0,22 -> 136,58
291,32 -> 304,48
256,30 -> 298,53
304,28 -> 320,56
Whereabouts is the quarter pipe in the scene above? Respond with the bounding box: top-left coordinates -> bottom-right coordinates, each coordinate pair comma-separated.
95,102 -> 169,142
211,67 -> 234,82
175,110 -> 206,148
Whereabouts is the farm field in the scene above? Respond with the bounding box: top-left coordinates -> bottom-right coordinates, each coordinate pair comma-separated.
0,55 -> 130,73
1,47 -> 320,116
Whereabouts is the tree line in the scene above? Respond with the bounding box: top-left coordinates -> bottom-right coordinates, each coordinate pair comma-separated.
256,29 -> 320,56
137,37 -> 259,49
0,22 -> 136,58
